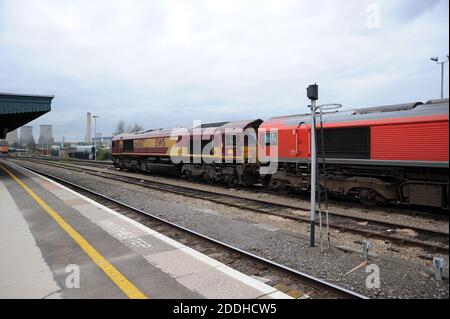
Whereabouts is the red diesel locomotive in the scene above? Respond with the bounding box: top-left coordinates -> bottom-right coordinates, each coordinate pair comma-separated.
259,99 -> 448,208
112,98 -> 449,208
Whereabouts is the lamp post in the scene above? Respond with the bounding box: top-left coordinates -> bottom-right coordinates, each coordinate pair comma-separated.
430,55 -> 449,99
93,115 -> 99,160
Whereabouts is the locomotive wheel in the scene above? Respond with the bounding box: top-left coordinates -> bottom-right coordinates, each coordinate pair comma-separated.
261,175 -> 271,188
182,170 -> 193,181
277,182 -> 291,195
225,176 -> 237,188
357,189 -> 383,207
239,177 -> 248,188
358,197 -> 379,207
278,188 -> 291,195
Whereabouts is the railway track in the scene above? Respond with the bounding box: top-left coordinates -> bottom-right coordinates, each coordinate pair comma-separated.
3,160 -> 368,299
9,157 -> 450,253
32,155 -> 113,167
25,155 -> 450,221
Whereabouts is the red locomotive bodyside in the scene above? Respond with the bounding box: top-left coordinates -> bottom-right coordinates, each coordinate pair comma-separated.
258,99 -> 449,207
371,119 -> 448,162
259,100 -> 449,165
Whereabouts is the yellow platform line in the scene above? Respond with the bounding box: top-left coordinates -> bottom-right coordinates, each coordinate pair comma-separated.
0,164 -> 148,299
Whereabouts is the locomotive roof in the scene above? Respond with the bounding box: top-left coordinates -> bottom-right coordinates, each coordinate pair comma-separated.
190,119 -> 263,135
113,119 -> 263,140
196,121 -> 229,128
262,99 -> 449,127
113,128 -> 175,140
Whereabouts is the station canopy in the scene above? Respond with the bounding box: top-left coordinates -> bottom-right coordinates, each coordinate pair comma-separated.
0,93 -> 54,139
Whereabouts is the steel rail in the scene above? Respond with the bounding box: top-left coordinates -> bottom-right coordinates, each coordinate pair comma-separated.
25,156 -> 450,220
10,158 -> 450,253
10,162 -> 449,253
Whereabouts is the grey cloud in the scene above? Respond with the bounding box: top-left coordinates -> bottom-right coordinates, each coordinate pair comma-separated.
0,0 -> 448,141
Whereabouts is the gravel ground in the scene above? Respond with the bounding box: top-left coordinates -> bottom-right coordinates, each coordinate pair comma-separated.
7,159 -> 449,299
51,160 -> 449,266
66,161 -> 449,234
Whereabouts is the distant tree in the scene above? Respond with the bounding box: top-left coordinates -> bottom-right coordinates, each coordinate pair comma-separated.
115,120 -> 126,134
126,123 -> 144,133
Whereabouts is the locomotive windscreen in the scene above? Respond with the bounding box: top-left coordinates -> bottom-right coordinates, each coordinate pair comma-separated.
123,139 -> 134,152
317,127 -> 370,159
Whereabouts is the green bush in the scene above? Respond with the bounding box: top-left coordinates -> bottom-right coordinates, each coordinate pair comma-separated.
96,149 -> 112,160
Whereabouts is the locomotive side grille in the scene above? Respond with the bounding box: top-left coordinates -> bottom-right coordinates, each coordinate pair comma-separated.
317,127 -> 370,159
371,121 -> 449,161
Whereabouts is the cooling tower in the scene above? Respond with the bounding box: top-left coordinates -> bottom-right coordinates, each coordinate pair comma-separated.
19,126 -> 35,147
38,125 -> 54,146
5,129 -> 19,145
85,112 -> 92,143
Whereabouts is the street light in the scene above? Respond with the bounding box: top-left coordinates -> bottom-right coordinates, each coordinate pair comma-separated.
92,115 -> 99,160
430,54 -> 449,99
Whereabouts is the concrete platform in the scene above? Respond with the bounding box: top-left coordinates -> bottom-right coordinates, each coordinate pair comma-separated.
0,161 -> 290,299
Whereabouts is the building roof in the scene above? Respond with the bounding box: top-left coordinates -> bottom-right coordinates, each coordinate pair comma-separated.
0,93 -> 54,138
0,93 -> 54,114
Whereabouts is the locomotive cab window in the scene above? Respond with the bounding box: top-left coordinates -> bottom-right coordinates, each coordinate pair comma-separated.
225,134 -> 240,147
225,134 -> 233,146
123,139 -> 134,152
244,132 -> 257,147
263,132 -> 278,146
200,135 -> 215,155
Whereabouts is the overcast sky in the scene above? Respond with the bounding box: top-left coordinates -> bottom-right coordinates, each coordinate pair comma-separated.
0,0 -> 449,141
